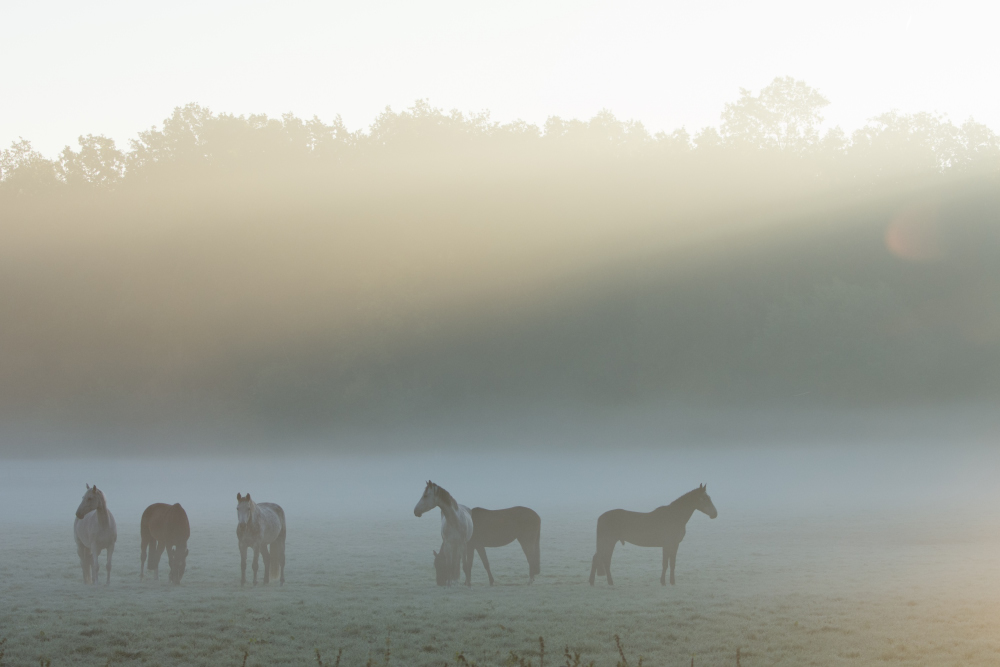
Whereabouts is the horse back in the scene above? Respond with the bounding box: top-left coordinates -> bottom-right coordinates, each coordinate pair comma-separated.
143,503 -> 190,546
597,508 -> 672,548
469,506 -> 540,548
258,503 -> 286,544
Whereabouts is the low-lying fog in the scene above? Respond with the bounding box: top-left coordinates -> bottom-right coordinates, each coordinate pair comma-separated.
6,437 -> 999,528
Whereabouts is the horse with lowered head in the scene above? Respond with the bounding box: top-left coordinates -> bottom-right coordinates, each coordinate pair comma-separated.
414,481 -> 473,586
463,506 -> 541,586
590,484 -> 717,586
236,493 -> 286,586
74,484 -> 117,585
140,503 -> 191,584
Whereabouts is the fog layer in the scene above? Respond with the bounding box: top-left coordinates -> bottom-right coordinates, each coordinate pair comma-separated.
2,79 -> 999,454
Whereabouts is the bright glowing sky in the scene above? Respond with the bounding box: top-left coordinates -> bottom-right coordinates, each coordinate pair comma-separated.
4,0 -> 998,157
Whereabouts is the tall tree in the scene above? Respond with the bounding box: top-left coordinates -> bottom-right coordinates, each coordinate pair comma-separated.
721,76 -> 829,151
0,138 -> 58,194
59,135 -> 125,188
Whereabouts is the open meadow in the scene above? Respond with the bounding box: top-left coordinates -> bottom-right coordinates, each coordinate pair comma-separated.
2,447 -> 1000,666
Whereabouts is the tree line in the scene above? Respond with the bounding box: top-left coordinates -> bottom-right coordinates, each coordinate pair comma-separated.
2,77 -> 998,196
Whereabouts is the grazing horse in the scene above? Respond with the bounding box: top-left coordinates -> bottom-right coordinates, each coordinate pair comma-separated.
74,484 -> 117,586
590,484 -> 717,586
236,493 -> 286,586
414,481 -> 473,586
140,503 -> 191,584
463,506 -> 541,586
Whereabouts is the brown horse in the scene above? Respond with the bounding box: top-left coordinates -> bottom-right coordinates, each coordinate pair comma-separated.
462,506 -> 541,586
589,484 -> 717,586
140,503 -> 191,584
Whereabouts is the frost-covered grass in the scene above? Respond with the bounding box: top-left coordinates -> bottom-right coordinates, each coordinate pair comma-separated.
3,502 -> 1000,666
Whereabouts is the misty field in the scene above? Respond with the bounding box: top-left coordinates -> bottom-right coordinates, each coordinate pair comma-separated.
2,453 -> 999,666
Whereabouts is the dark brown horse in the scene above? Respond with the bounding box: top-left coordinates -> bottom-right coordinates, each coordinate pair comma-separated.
589,484 -> 717,586
140,503 -> 190,584
462,506 -> 541,586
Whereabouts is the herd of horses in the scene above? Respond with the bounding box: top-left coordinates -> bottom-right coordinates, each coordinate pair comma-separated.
73,481 -> 717,587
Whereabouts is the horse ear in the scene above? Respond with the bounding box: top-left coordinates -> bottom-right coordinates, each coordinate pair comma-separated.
432,550 -> 438,556
86,483 -> 91,489
237,493 -> 242,500
246,493 -> 251,501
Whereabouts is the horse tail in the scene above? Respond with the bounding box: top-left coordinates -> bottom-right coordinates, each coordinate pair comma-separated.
530,517 -> 541,577
273,506 -> 287,569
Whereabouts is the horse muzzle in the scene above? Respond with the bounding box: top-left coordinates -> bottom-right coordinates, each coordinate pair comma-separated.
414,509 -> 423,517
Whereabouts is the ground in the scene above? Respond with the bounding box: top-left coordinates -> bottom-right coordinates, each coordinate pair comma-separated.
2,498 -> 999,666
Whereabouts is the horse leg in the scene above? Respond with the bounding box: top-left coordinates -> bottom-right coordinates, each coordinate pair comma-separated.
463,544 -> 474,586
240,543 -> 248,587
153,541 -> 167,581
261,544 -> 271,585
252,546 -> 260,585
77,540 -> 91,584
477,546 -> 494,586
105,542 -> 114,586
603,542 -> 616,585
589,553 -> 599,585
661,547 -> 669,585
668,543 -> 679,585
140,537 -> 148,581
91,547 -> 101,586
517,537 -> 535,583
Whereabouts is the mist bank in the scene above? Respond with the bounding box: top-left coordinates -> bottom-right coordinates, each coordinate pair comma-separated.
2,81 -> 999,454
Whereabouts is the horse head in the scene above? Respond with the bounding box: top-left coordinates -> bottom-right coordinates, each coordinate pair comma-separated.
414,481 -> 437,517
696,483 -> 718,519
236,493 -> 256,533
167,544 -> 189,584
76,484 -> 105,520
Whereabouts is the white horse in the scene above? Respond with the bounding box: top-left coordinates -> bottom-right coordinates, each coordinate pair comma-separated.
236,493 -> 286,586
74,484 -> 117,586
414,481 -> 473,586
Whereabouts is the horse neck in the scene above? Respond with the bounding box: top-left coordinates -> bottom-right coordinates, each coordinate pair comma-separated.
674,493 -> 701,525
436,495 -> 460,527
95,494 -> 109,528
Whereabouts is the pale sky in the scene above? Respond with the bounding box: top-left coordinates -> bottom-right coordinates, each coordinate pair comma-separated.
4,0 -> 998,157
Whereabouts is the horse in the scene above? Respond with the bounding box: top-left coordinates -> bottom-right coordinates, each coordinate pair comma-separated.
414,481 -> 473,586
462,506 -> 541,586
589,483 -> 717,586
74,484 -> 118,586
140,503 -> 191,584
236,493 -> 286,586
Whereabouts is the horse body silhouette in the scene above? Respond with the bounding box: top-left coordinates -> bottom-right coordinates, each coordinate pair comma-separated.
414,481 -> 473,586
463,506 -> 540,586
236,493 -> 286,586
140,503 -> 191,583
74,484 -> 117,586
590,484 -> 717,586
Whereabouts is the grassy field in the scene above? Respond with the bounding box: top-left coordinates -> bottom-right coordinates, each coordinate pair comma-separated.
1,455 -> 999,666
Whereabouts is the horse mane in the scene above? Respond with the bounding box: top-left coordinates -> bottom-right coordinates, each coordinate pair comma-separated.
430,481 -> 458,511
93,487 -> 109,526
668,485 -> 706,508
